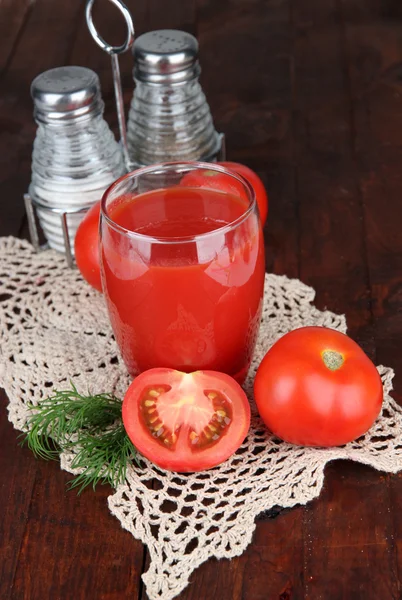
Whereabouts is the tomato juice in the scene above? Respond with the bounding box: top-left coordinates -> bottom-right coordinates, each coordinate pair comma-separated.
101,185 -> 265,382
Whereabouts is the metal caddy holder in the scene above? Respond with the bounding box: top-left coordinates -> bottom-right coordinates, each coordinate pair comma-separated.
25,0 -> 226,265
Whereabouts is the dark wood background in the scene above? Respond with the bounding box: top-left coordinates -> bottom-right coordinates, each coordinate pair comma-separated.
2,0 -> 402,598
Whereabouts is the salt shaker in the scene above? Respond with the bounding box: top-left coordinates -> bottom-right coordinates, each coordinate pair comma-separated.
26,66 -> 125,264
126,30 -> 224,167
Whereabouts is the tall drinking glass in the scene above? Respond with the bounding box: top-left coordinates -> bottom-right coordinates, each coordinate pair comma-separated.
100,162 -> 265,383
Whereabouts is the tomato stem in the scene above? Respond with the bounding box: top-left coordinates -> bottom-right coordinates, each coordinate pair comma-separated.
321,349 -> 344,371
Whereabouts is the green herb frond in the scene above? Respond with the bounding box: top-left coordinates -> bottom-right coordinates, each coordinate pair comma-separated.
20,386 -> 140,493
68,424 -> 139,494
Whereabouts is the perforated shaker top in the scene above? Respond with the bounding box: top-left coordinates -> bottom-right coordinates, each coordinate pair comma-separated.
31,66 -> 103,122
133,30 -> 200,84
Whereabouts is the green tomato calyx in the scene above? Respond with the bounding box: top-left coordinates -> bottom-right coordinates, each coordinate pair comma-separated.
321,349 -> 344,371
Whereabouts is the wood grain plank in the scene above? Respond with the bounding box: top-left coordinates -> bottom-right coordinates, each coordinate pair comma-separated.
0,2 -> 145,600
0,0 -> 83,238
290,0 -> 399,598
197,0 -> 291,160
339,0 -> 402,591
292,0 -> 373,337
197,0 -> 298,273
304,462 -> 397,600
0,0 -> 34,75
169,508 -> 304,600
69,0 -> 149,138
11,462 -> 143,600
148,0 -> 196,34
0,393 -> 37,600
70,5 -> 151,600
2,1 -> 402,599
164,2 -> 304,599
0,1 -> 84,594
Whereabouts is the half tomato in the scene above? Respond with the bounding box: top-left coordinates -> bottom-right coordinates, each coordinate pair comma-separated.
122,368 -> 250,472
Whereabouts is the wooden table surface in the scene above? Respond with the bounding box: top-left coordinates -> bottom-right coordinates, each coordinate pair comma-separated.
2,0 -> 402,598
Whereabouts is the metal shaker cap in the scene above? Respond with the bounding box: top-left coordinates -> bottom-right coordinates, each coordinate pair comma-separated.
31,66 -> 104,123
133,30 -> 200,84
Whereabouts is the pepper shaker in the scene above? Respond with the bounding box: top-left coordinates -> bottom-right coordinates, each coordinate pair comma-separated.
126,30 -> 224,168
26,66 -> 125,264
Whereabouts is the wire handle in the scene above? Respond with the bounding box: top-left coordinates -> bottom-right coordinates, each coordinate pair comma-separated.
85,0 -> 134,169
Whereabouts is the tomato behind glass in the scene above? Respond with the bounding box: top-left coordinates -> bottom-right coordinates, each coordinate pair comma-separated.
180,162 -> 268,225
218,162 -> 268,225
122,368 -> 251,472
180,168 -> 249,202
74,201 -> 102,292
254,327 -> 383,447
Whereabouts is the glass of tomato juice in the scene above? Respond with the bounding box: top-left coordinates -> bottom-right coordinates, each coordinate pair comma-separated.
100,162 -> 265,383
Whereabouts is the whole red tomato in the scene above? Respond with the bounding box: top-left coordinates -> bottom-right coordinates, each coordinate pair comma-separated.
254,327 -> 383,447
219,162 -> 268,225
122,368 -> 250,472
74,201 -> 102,292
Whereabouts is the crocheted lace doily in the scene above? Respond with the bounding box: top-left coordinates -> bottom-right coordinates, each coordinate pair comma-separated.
0,236 -> 400,600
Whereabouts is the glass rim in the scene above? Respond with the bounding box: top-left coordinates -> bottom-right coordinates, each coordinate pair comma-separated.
100,161 -> 257,245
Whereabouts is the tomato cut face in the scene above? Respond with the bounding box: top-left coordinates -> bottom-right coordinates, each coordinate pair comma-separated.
122,368 -> 250,472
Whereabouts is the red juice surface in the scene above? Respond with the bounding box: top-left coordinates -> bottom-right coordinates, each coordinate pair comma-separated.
101,186 -> 265,381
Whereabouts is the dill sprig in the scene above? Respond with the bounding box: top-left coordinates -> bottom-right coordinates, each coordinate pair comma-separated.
69,425 -> 139,493
21,385 -> 140,492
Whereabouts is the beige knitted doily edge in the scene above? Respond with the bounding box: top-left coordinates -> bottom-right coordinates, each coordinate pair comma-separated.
0,236 -> 399,600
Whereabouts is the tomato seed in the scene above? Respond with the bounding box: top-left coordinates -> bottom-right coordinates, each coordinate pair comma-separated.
208,392 -> 217,400
149,390 -> 160,398
148,407 -> 156,414
154,423 -> 163,432
145,400 -> 155,407
216,409 -> 226,417
189,431 -> 200,444
208,424 -> 217,432
149,416 -> 159,424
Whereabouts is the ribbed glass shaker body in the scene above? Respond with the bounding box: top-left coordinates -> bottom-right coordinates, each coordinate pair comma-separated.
29,66 -> 125,255
126,30 -> 221,167
127,78 -> 220,166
